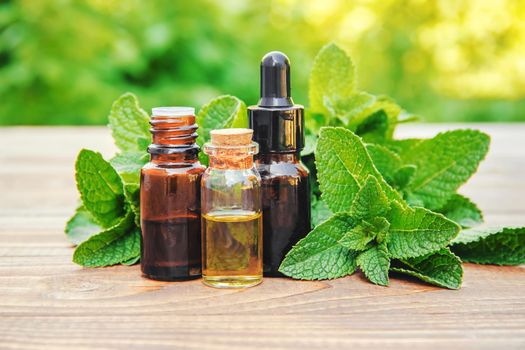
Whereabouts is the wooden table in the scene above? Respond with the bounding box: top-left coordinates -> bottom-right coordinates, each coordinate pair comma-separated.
1,124 -> 524,349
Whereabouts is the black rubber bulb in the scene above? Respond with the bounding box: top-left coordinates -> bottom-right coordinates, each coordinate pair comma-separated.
258,51 -> 294,107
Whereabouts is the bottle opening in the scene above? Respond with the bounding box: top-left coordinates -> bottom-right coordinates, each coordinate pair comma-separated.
152,107 -> 195,117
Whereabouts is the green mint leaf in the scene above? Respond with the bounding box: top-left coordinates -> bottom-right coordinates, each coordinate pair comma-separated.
311,197 -> 333,227
302,132 -> 317,156
366,144 -> 417,190
371,216 -> 390,244
73,213 -> 140,267
75,149 -> 126,228
350,95 -> 405,139
196,95 -> 247,145
391,248 -> 463,289
339,225 -> 374,251
350,175 -> 391,219
392,165 -> 417,190
339,217 -> 390,251
387,202 -> 460,259
309,43 -> 356,117
279,213 -> 358,280
316,127 -> 403,213
437,194 -> 483,228
355,110 -> 389,143
110,152 -> 148,227
121,255 -> 140,266
108,92 -> 151,153
357,243 -> 390,286
385,138 -> 423,159
451,227 -> 525,265
110,152 -> 149,185
366,143 -> 402,186
65,206 -> 102,245
403,130 -> 490,210
196,95 -> 247,164
123,182 -> 141,227
324,91 -> 376,126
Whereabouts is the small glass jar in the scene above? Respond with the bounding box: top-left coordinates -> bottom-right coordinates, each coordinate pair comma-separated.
140,107 -> 205,281
201,128 -> 263,288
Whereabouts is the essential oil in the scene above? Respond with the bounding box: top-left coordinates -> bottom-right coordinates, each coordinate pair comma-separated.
201,128 -> 263,288
202,210 -> 262,287
248,52 -> 311,276
140,107 -> 205,281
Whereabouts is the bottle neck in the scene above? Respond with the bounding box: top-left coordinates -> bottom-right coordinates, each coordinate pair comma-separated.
257,151 -> 300,164
148,114 -> 199,164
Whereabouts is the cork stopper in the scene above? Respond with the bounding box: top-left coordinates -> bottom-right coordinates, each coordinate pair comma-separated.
210,128 -> 253,146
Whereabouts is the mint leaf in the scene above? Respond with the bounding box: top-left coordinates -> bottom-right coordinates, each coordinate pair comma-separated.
391,248 -> 463,289
75,149 -> 126,228
387,202 -> 460,259
311,197 -> 332,227
357,243 -> 390,286
316,127 -> 403,213
309,43 -> 356,117
108,93 -> 151,153
402,130 -> 490,210
325,92 -> 376,126
355,110 -> 389,143
437,194 -> 483,228
392,165 -> 416,190
451,227 -> 525,265
366,143 -> 402,186
339,217 -> 390,251
122,255 -> 140,266
279,213 -> 358,280
73,213 -> 140,267
350,175 -> 390,219
196,95 -> 247,164
302,132 -> 317,156
197,95 -> 247,145
385,138 -> 423,159
65,206 -> 102,245
339,223 -> 373,251
350,95 -> 408,138
124,182 -> 141,227
110,152 -> 148,227
110,152 -> 149,185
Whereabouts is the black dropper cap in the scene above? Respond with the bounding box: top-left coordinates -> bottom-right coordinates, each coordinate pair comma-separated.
259,52 -> 294,107
248,51 -> 304,153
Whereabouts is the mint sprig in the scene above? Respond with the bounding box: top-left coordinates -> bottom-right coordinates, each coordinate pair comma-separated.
280,126 -> 460,287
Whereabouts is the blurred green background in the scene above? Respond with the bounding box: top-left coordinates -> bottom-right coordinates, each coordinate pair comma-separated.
1,0 -> 524,125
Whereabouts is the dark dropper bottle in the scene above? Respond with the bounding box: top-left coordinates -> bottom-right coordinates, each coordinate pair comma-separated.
248,51 -> 311,276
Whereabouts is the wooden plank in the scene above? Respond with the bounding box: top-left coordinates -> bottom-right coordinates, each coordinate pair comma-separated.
0,125 -> 524,349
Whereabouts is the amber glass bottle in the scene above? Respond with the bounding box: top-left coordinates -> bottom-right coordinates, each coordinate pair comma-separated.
140,107 -> 205,281
201,129 -> 263,288
248,51 -> 311,276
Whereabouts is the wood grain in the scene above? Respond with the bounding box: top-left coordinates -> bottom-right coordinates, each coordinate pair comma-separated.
0,125 -> 524,350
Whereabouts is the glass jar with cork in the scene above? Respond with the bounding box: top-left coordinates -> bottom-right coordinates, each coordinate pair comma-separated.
201,128 -> 263,288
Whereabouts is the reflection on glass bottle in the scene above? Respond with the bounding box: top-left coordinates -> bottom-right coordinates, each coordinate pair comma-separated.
140,107 -> 205,281
201,128 -> 263,288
